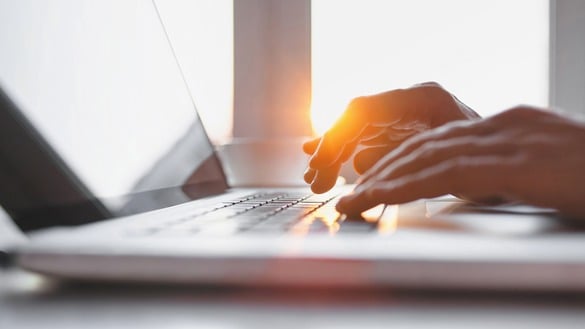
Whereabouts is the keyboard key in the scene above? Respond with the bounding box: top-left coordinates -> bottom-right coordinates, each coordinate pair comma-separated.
277,207 -> 314,218
248,220 -> 287,231
337,222 -> 376,234
242,207 -> 281,217
262,214 -> 300,226
199,221 -> 239,235
232,216 -> 266,226
198,208 -> 243,219
303,194 -> 335,203
125,191 -> 345,237
244,225 -> 285,234
289,220 -> 331,234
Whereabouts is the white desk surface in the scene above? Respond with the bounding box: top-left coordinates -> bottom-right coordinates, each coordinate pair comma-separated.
3,268 -> 585,329
3,209 -> 585,329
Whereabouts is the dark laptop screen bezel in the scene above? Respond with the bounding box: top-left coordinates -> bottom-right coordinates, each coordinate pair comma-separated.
0,87 -> 112,232
0,85 -> 230,233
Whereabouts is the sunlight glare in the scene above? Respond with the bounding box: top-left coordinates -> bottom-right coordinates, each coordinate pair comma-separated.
311,0 -> 548,137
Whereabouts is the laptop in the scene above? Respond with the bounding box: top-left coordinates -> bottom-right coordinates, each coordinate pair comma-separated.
2,0 -> 585,291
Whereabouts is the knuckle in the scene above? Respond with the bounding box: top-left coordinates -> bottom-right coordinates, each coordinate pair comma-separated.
415,81 -> 443,89
419,83 -> 448,98
403,82 -> 450,104
353,149 -> 374,174
322,130 -> 335,141
347,96 -> 369,113
497,106 -> 541,121
343,96 -> 373,124
415,84 -> 458,114
421,81 -> 448,92
508,106 -> 533,116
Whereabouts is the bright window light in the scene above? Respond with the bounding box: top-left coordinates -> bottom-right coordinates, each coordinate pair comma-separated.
157,0 -> 233,144
311,0 -> 549,135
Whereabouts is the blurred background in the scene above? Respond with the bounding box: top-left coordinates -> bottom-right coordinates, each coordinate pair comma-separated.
2,0 -> 584,187
148,0 -> 549,142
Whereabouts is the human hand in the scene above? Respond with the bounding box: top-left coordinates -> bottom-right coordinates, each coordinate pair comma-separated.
303,82 -> 479,193
336,106 -> 585,219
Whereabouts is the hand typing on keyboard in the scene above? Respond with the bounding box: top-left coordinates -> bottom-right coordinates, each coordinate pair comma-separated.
304,82 -> 585,220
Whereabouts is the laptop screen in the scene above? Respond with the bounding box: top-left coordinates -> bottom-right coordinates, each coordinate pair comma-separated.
0,0 -> 228,227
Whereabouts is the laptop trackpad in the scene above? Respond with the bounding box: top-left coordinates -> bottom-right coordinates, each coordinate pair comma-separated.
388,198 -> 567,237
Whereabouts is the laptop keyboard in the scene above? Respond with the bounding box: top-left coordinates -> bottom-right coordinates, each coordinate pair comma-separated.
125,192 -> 377,237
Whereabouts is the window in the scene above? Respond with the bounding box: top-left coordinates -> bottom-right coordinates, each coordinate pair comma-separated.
311,0 -> 549,134
3,1 -> 579,144
550,0 -> 585,115
157,0 -> 233,144
141,1 -> 585,141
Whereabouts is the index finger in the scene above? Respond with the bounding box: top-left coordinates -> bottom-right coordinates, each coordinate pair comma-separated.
303,137 -> 321,155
